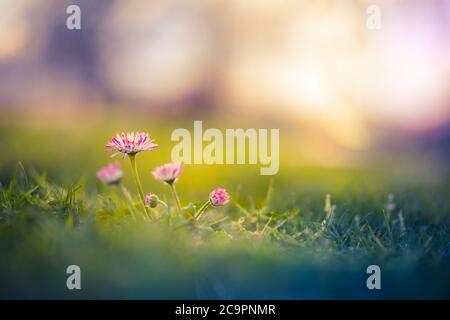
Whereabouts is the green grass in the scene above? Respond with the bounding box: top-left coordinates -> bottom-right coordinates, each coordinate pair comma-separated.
0,164 -> 449,299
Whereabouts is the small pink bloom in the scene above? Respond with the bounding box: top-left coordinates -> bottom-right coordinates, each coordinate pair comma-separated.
96,162 -> 123,185
209,188 -> 230,206
105,131 -> 157,157
152,163 -> 182,185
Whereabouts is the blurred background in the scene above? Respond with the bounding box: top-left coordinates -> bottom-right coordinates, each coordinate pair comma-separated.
1,0 -> 450,191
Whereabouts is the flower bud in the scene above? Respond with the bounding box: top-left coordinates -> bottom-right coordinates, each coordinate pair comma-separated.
145,193 -> 159,208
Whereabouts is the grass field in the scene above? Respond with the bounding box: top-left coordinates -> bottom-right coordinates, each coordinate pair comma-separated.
0,115 -> 449,299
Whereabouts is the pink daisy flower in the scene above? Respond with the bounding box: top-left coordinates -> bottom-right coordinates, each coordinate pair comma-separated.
105,131 -> 158,157
96,162 -> 123,185
152,162 -> 182,185
210,188 -> 230,206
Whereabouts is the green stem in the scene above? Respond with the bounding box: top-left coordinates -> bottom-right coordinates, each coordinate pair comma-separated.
128,154 -> 151,219
169,184 -> 182,212
169,184 -> 194,222
158,199 -> 168,208
195,200 -> 211,220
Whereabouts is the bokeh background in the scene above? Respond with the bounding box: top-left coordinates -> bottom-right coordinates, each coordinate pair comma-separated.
1,0 -> 450,300
1,0 -> 450,193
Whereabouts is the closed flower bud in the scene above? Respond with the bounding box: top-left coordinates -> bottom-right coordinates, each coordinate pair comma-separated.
145,193 -> 159,208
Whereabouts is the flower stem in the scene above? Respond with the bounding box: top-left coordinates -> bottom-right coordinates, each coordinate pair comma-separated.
169,184 -> 182,212
158,199 -> 168,208
195,200 -> 211,220
128,154 -> 151,219
169,184 -> 195,222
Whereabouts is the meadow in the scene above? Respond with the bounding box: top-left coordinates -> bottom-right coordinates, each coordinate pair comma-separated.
0,113 -> 449,299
